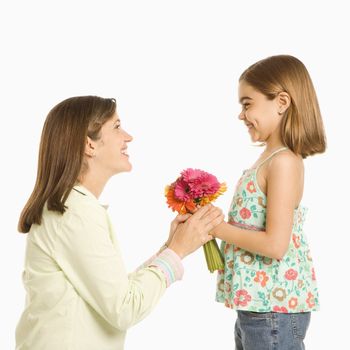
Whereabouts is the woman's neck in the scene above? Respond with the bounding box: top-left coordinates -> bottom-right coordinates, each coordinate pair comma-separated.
78,171 -> 109,199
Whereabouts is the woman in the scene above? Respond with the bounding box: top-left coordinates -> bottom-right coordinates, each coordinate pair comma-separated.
16,96 -> 223,349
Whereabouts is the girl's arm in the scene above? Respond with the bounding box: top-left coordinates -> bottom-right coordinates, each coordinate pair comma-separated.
213,152 -> 303,260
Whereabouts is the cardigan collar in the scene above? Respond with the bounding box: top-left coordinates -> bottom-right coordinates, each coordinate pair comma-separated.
73,184 -> 109,209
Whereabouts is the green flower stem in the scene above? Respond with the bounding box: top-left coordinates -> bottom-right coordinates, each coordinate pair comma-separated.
203,239 -> 224,273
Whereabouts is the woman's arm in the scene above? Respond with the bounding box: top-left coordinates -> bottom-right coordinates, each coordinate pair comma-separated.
135,213 -> 191,271
213,153 -> 303,260
54,207 -> 169,331
53,203 -> 222,331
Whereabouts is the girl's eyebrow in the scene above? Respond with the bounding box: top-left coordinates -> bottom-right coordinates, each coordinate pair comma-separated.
239,96 -> 253,104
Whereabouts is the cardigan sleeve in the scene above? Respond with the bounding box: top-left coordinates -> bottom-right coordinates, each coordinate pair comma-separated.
52,205 -> 183,331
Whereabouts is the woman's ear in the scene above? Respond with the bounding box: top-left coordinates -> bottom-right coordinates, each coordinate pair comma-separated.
277,92 -> 291,115
85,136 -> 96,158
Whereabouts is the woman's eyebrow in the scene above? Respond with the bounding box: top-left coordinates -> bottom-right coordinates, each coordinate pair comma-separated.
239,96 -> 253,104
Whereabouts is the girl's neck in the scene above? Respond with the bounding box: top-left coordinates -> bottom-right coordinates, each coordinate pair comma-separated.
264,133 -> 286,154
264,143 -> 286,154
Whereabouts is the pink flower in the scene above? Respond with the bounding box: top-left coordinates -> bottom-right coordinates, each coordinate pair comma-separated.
188,173 -> 220,197
174,179 -> 191,201
285,268 -> 298,281
233,289 -> 252,307
273,306 -> 288,313
174,168 -> 221,200
181,168 -> 206,183
239,208 -> 251,219
246,180 -> 256,193
312,268 -> 316,281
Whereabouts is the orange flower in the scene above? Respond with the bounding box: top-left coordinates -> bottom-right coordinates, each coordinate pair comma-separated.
306,292 -> 315,308
165,186 -> 187,214
165,185 -> 197,214
292,233 -> 301,248
254,270 -> 269,287
288,297 -> 298,309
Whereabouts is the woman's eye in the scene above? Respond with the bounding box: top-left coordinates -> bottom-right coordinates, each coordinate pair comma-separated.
115,124 -> 121,129
243,104 -> 249,110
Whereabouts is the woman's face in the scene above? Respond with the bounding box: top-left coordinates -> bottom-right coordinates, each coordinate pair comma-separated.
238,80 -> 282,143
91,113 -> 133,176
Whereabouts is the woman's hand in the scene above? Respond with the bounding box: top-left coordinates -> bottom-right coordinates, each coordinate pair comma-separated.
168,204 -> 224,259
166,213 -> 192,247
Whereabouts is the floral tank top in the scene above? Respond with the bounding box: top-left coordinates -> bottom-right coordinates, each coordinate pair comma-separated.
216,148 -> 320,313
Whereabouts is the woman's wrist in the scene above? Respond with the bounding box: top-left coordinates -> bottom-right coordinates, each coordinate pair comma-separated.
167,242 -> 185,259
159,241 -> 169,254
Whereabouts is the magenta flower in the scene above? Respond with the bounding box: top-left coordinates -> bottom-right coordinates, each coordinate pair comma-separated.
189,173 -> 220,197
179,168 -> 221,198
174,179 -> 191,201
181,168 -> 205,183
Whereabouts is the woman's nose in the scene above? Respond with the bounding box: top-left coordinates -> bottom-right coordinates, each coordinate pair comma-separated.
238,110 -> 245,120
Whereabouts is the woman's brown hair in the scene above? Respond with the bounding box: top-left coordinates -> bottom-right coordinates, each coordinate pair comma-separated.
239,55 -> 326,158
18,96 -> 116,233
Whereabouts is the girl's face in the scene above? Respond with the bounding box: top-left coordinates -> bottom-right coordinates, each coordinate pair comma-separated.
89,113 -> 133,176
238,80 -> 283,143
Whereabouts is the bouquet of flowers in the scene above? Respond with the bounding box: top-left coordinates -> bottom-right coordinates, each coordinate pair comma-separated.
165,168 -> 226,273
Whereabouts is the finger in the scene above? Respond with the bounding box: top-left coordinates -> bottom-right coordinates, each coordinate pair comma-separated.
191,204 -> 211,219
201,207 -> 223,225
205,213 -> 225,231
175,213 -> 192,223
203,233 -> 214,244
202,206 -> 222,218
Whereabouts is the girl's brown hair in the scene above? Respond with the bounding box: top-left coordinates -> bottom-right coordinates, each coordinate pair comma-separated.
239,55 -> 326,158
18,96 -> 116,233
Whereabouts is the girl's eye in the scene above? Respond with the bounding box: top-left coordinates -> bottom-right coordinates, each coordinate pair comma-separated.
115,124 -> 121,129
242,104 -> 249,110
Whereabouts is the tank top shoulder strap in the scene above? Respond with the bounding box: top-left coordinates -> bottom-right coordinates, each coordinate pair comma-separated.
255,147 -> 288,171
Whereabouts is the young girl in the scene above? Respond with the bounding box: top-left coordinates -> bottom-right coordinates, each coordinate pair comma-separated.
15,96 -> 223,349
213,55 -> 326,350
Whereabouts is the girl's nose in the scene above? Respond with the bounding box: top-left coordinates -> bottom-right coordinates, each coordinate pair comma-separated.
124,130 -> 133,142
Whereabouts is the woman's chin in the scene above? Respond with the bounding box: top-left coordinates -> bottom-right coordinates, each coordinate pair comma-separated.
113,162 -> 133,175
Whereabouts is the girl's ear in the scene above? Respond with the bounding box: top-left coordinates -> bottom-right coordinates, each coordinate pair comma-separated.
277,92 -> 291,115
84,136 -> 96,158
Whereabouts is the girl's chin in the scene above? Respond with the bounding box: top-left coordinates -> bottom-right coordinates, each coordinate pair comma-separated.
249,132 -> 263,143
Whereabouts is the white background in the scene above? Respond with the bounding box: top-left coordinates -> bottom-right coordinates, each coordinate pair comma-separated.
1,0 -> 349,349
